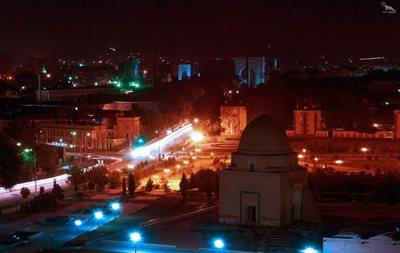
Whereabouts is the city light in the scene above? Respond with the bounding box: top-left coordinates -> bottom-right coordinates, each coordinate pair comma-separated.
213,238 -> 225,249
361,147 -> 368,159
130,232 -> 141,243
74,219 -> 82,226
111,202 -> 121,211
191,131 -> 204,142
298,154 -> 304,159
335,160 -> 344,165
94,211 -> 103,219
301,247 -> 318,253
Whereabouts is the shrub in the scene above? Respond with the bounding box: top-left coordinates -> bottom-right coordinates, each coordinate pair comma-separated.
20,187 -> 31,198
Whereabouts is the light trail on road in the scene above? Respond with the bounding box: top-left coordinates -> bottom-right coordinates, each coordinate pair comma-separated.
0,124 -> 194,201
131,123 -> 193,158
0,157 -> 106,201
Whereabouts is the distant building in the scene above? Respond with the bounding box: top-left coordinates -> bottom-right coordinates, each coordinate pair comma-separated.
394,110 -> 400,139
39,115 -> 140,151
323,231 -> 400,253
287,109 -> 397,139
36,88 -> 115,102
293,110 -> 323,136
220,106 -> 247,136
123,58 -> 140,79
233,57 -> 265,86
219,114 -> 318,226
101,101 -> 160,113
178,64 -> 191,80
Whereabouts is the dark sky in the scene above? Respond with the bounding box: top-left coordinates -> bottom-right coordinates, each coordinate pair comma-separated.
1,0 -> 399,60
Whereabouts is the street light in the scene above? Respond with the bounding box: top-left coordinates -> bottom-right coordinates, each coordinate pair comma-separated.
213,238 -> 225,249
191,131 -> 204,142
94,211 -> 103,220
301,247 -> 318,253
84,132 -> 91,159
74,219 -> 82,226
130,232 -> 141,253
111,202 -> 121,211
74,219 -> 82,236
361,147 -> 368,159
21,147 -> 37,194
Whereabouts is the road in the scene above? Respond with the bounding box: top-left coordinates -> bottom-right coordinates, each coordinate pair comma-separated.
0,157 -> 106,203
0,124 -> 194,203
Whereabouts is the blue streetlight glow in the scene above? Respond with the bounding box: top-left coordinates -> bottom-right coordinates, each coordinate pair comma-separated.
111,202 -> 121,211
74,219 -> 82,226
130,232 -> 141,243
301,247 -> 318,253
94,211 -> 103,219
214,239 -> 224,249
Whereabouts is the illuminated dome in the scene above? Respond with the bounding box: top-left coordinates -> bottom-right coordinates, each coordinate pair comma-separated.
237,114 -> 292,155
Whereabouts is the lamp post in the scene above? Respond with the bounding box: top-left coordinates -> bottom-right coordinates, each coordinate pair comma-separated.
22,148 -> 37,194
74,219 -> 82,236
84,132 -> 91,159
361,147 -> 368,160
70,131 -> 77,158
130,232 -> 141,253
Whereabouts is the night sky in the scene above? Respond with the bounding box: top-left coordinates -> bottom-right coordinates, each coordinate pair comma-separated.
1,0 -> 399,61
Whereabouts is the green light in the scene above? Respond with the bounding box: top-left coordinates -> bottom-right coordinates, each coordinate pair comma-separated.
71,131 -> 77,136
21,148 -> 34,164
128,81 -> 140,88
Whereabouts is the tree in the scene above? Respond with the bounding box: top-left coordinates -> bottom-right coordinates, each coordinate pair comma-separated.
67,165 -> 86,195
39,186 -> 45,195
189,172 -> 198,189
108,171 -> 120,189
52,183 -> 64,200
163,181 -> 171,192
179,173 -> 189,201
0,134 -> 24,189
87,166 -> 108,191
160,176 -> 170,192
145,178 -> 154,192
128,173 -> 137,198
122,177 -> 127,196
20,187 -> 30,198
196,169 -> 217,203
35,145 -> 58,176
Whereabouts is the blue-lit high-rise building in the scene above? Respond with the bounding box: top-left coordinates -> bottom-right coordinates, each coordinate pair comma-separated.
178,64 -> 191,80
233,57 -> 265,86
124,58 -> 140,78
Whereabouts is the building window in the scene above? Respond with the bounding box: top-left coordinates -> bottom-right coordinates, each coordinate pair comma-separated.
249,163 -> 255,171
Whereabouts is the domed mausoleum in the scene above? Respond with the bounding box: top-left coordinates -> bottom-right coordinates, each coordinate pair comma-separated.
219,114 -> 317,226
